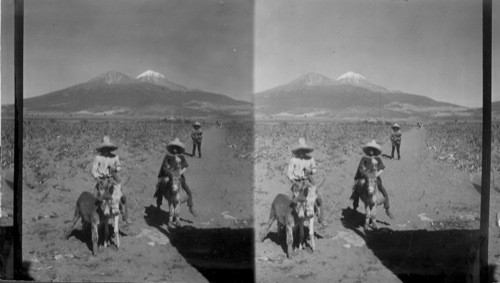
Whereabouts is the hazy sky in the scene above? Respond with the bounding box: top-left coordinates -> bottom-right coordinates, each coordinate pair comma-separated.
255,0 -> 499,108
1,0 -> 499,108
1,0 -> 254,104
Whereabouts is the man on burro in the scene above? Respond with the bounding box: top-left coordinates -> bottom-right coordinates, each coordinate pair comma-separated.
153,138 -> 198,217
350,140 -> 394,219
91,136 -> 131,224
287,138 -> 325,225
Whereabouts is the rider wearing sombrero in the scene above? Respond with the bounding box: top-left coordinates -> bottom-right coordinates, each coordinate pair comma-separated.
287,138 -> 325,225
390,123 -> 402,160
191,122 -> 203,158
91,136 -> 131,224
154,138 -> 198,217
351,140 -> 394,219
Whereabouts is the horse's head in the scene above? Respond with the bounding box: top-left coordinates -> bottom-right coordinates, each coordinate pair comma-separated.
167,169 -> 182,192
363,169 -> 378,195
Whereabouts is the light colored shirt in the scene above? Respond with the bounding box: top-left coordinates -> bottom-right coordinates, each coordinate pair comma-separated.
91,154 -> 121,179
287,156 -> 317,182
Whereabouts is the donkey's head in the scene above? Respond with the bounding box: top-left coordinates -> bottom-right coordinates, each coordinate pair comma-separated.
363,169 -> 378,195
292,195 -> 307,219
168,169 -> 182,192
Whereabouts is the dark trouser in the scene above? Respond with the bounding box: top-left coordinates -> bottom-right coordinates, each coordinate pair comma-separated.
95,176 -> 129,222
192,140 -> 202,157
155,175 -> 194,208
351,177 -> 390,210
391,143 -> 401,159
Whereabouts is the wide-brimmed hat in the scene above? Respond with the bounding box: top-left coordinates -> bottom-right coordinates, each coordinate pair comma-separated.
362,140 -> 382,156
292,138 -> 314,155
392,123 -> 401,130
96,136 -> 118,152
167,138 -> 185,154
193,122 -> 201,128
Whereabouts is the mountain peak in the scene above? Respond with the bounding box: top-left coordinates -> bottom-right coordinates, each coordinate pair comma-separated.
336,71 -> 366,82
136,70 -> 165,80
136,69 -> 188,91
294,72 -> 335,86
90,71 -> 134,84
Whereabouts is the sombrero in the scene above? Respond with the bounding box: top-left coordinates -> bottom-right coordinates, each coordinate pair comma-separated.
292,138 -> 314,155
362,140 -> 382,156
96,136 -> 118,151
193,121 -> 201,128
392,123 -> 401,130
166,138 -> 185,154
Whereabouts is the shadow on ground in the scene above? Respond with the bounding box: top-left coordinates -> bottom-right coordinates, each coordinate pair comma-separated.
66,221 -> 127,254
341,208 -> 481,282
144,205 -> 254,283
0,227 -> 34,280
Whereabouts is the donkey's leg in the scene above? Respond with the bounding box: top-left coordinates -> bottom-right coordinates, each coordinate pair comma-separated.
103,217 -> 109,248
260,212 -> 275,242
364,206 -> 371,230
298,221 -> 304,251
371,205 -> 378,229
168,202 -> 174,226
114,215 -> 120,249
286,224 -> 293,258
309,217 -> 315,251
174,203 -> 182,227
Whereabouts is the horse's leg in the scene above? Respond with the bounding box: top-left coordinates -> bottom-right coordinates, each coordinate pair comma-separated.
114,215 -> 120,249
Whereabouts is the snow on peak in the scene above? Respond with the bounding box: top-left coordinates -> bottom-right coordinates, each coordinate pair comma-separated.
137,70 -> 165,80
336,71 -> 366,82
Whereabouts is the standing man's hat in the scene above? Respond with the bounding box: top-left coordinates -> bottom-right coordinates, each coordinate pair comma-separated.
362,140 -> 382,156
167,138 -> 186,154
392,123 -> 401,130
292,138 -> 314,155
193,122 -> 201,128
96,136 -> 118,152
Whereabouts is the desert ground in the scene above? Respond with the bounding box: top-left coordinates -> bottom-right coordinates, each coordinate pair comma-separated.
8,119 -> 254,282
2,118 -> 500,282
255,122 -> 500,282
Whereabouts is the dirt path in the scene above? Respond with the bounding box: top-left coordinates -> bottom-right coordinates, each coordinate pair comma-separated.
22,126 -> 253,282
255,127 -> 486,282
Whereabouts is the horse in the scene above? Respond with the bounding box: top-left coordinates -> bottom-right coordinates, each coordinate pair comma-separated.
158,168 -> 189,228
353,169 -> 385,230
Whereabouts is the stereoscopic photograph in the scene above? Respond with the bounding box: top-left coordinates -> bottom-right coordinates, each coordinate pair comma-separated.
0,0 -> 499,282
